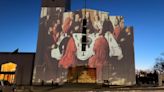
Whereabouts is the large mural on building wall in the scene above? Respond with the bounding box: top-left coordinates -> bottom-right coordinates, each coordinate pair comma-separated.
33,7 -> 135,85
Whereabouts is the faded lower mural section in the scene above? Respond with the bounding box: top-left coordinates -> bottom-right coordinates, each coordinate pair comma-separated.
33,7 -> 135,85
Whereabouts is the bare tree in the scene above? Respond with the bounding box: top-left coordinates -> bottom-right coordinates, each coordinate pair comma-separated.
154,53 -> 164,74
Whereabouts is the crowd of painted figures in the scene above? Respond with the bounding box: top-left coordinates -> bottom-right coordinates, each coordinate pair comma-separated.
37,8 -> 133,82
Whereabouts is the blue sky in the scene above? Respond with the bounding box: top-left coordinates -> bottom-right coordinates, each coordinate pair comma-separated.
0,0 -> 164,70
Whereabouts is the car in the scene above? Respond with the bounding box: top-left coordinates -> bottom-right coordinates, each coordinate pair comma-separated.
0,80 -> 15,92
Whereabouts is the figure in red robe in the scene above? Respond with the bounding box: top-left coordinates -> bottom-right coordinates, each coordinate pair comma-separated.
113,16 -> 124,40
88,12 -> 110,82
62,12 -> 73,34
88,35 -> 109,83
58,37 -> 77,69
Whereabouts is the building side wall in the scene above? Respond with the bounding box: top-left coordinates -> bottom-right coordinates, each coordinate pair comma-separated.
0,53 -> 35,85
33,6 -> 136,85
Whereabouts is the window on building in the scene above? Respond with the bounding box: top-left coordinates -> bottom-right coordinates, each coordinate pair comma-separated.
0,62 -> 17,84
